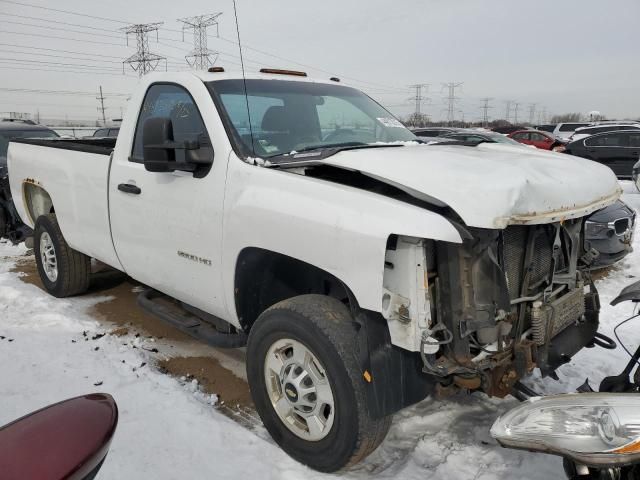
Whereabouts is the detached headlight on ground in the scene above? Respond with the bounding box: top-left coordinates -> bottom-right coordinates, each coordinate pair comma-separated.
491,394 -> 640,467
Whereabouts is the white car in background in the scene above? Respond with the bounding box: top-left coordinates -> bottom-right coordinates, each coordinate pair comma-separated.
552,122 -> 590,140
570,123 -> 640,142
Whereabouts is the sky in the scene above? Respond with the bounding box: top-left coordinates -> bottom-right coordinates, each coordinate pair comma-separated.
0,0 -> 638,124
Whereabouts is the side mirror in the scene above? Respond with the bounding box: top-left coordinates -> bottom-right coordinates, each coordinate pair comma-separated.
142,117 -> 214,174
143,117 -> 176,173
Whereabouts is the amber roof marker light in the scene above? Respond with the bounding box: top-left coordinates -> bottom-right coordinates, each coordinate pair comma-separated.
259,68 -> 307,77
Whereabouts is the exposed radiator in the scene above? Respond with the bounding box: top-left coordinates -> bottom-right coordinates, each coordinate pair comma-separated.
502,226 -> 553,300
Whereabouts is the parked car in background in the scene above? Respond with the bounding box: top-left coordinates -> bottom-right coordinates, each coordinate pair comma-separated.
0,121 -> 58,244
633,158 -> 640,192
490,125 -> 528,135
411,127 -> 464,138
564,129 -> 640,178
92,127 -> 120,138
552,122 -> 590,140
440,130 -> 526,146
584,200 -> 635,268
569,123 -> 640,142
534,124 -> 556,133
508,130 -> 568,151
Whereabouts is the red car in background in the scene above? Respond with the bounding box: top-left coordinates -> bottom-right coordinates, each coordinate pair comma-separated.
508,129 -> 568,152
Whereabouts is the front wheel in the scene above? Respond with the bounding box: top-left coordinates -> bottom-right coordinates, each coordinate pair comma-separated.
34,214 -> 90,297
246,295 -> 391,472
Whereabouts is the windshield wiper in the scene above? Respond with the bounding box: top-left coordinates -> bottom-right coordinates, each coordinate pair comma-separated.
267,142 -> 404,166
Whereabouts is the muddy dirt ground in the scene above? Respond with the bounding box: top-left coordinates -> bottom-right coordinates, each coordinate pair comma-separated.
12,255 -> 255,414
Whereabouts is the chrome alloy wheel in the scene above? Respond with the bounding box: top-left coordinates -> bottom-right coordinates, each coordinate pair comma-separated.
39,231 -> 58,282
264,338 -> 335,441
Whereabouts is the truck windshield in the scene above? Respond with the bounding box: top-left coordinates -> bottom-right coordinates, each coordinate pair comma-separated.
207,79 -> 416,159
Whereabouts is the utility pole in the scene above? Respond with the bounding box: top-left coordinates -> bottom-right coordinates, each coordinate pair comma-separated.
121,22 -> 167,77
504,100 -> 512,123
528,103 -> 537,125
513,102 -> 521,124
480,97 -> 493,128
178,13 -> 222,70
97,86 -> 107,126
408,84 -> 429,126
442,82 -> 463,126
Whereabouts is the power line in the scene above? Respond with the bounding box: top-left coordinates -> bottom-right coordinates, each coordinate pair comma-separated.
0,64 -> 138,77
0,29 -> 127,47
0,11 -> 120,33
0,19 -> 124,39
504,100 -> 512,122
480,97 -> 493,127
442,82 -> 463,126
1,1 -> 408,93
408,84 -> 429,124
97,86 -> 107,126
528,103 -> 537,124
0,42 -> 125,59
178,13 -> 222,70
0,48 -> 123,64
0,0 -> 128,24
121,23 -> 167,77
0,56 -> 125,70
0,87 -> 129,97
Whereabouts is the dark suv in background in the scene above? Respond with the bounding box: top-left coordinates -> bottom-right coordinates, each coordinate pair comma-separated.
0,121 -> 58,244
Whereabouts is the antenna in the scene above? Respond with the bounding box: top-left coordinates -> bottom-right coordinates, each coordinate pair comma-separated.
232,0 -> 255,158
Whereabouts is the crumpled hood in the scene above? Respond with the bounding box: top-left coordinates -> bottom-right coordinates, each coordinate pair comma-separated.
322,143 -> 621,229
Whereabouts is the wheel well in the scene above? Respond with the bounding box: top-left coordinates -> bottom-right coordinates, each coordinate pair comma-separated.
23,183 -> 54,224
234,247 -> 353,331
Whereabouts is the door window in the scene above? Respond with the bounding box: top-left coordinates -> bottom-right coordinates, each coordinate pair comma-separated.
530,133 -> 548,142
627,133 -> 640,148
131,84 -> 209,163
585,133 -> 628,147
513,132 -> 529,140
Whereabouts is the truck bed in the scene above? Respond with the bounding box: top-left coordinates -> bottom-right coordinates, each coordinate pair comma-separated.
11,137 -> 116,156
7,139 -> 120,268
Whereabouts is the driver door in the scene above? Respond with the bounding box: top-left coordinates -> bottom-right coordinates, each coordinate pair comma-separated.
109,83 -> 227,317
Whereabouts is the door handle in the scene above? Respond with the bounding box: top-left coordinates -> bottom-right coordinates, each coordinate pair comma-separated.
117,183 -> 141,195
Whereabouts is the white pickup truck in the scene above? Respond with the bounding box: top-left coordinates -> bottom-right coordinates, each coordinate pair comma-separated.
7,69 -> 621,472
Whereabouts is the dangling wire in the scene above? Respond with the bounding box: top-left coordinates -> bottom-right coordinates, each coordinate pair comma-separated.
613,303 -> 640,368
232,0 -> 255,158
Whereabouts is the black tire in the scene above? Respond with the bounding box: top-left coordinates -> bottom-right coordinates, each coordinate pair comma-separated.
34,213 -> 90,297
0,205 -> 6,239
246,294 -> 391,472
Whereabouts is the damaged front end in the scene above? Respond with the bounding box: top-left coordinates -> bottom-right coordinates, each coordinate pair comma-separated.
383,219 -> 600,398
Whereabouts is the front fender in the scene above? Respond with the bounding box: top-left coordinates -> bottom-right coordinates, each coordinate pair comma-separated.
222,160 -> 462,322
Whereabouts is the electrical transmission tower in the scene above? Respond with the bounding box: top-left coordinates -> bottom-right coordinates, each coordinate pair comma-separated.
178,13 -> 222,70
121,22 -> 167,77
97,86 -> 106,126
513,102 -> 521,124
408,84 -> 430,125
528,103 -> 537,125
442,82 -> 463,126
504,100 -> 512,123
480,97 -> 493,127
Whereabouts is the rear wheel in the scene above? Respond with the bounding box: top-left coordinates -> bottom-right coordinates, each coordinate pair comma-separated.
34,214 -> 90,297
246,294 -> 391,472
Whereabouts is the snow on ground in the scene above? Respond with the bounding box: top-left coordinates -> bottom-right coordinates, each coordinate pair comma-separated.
1,182 -> 640,479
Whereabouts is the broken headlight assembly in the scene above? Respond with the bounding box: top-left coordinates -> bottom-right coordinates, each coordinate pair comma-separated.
491,394 -> 640,467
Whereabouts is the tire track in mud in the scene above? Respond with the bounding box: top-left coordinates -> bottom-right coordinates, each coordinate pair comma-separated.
10,254 -> 262,429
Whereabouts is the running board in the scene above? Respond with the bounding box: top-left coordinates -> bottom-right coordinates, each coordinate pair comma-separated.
137,289 -> 247,348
